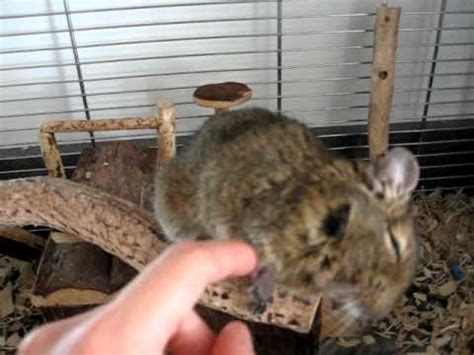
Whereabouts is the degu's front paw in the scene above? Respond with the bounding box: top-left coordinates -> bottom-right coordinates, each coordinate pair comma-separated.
252,298 -> 268,315
248,263 -> 276,315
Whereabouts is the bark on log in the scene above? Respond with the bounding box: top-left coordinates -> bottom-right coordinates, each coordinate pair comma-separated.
71,142 -> 156,205
32,232 -> 136,307
0,177 -> 317,333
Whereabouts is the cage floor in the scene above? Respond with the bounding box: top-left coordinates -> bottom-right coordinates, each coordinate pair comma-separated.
0,190 -> 472,354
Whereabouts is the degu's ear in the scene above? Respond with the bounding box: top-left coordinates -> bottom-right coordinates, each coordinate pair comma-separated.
367,147 -> 420,200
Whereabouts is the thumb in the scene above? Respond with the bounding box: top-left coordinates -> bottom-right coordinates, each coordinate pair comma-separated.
212,321 -> 255,355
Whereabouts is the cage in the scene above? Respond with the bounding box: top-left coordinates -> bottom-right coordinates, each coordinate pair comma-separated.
0,1 -> 473,354
1,0 -> 473,190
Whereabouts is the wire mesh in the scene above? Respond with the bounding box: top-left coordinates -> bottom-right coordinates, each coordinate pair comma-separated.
0,0 -> 473,193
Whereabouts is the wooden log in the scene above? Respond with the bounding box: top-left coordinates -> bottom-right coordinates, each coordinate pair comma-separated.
39,131 -> 65,178
31,142 -> 154,307
0,177 -> 318,333
368,6 -> 401,159
71,142 -> 156,205
156,102 -> 176,164
31,232 -> 136,307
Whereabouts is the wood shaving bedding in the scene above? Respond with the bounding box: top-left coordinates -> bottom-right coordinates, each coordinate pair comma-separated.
1,190 -> 473,354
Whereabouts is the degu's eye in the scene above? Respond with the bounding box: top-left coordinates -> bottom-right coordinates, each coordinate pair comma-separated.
386,226 -> 408,263
322,204 -> 351,239
388,230 -> 401,262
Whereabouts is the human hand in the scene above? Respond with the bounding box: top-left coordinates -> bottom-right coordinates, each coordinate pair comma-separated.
18,240 -> 258,355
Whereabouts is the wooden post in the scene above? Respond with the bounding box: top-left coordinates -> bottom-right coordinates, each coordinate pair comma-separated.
368,6 -> 401,159
39,131 -> 66,178
156,102 -> 176,164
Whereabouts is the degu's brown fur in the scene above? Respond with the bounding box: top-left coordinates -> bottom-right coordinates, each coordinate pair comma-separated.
154,108 -> 419,323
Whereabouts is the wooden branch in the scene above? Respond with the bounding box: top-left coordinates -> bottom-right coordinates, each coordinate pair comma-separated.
156,102 -> 176,164
0,177 -> 163,270
0,177 -> 318,333
0,225 -> 45,249
40,116 -> 161,133
0,225 -> 44,261
39,131 -> 65,178
368,6 -> 401,159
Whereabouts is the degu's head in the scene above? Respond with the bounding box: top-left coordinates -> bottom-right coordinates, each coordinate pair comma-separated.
283,148 -> 420,326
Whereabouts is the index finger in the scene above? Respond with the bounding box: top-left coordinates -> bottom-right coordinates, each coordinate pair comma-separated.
105,240 -> 257,340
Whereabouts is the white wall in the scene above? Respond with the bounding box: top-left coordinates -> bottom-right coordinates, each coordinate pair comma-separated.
1,0 -> 472,149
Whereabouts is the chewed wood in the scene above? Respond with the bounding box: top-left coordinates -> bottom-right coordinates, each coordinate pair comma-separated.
201,281 -> 320,333
0,177 -> 319,333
